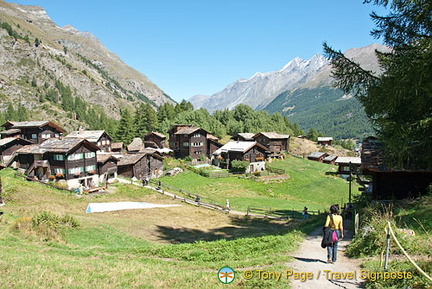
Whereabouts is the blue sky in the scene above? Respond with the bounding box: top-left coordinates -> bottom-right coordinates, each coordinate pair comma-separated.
7,0 -> 386,103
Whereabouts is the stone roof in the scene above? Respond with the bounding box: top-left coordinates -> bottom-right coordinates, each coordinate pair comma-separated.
117,153 -> 147,166
15,138 -> 98,154
213,141 -> 266,155
2,120 -> 66,133
174,127 -> 200,135
254,132 -> 290,140
66,130 -> 108,142
127,138 -> 144,152
145,131 -> 166,139
335,157 -> 361,165
0,137 -> 31,147
308,152 -> 328,159
0,128 -> 21,135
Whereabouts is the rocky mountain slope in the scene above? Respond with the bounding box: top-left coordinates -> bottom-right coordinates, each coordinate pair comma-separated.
0,0 -> 173,128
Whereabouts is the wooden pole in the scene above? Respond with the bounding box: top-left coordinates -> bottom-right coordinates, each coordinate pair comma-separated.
0,176 -> 3,204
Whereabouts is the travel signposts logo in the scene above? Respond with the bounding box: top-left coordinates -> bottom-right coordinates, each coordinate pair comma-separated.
218,266 -> 235,284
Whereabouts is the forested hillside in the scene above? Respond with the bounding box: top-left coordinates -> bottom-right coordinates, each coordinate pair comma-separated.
265,87 -> 374,139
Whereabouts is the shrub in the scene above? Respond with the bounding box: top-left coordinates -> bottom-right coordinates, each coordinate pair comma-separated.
230,160 -> 249,173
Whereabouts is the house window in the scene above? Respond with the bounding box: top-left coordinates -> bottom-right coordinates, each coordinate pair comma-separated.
68,167 -> 84,174
85,152 -> 96,159
31,134 -> 37,139
67,153 -> 84,161
85,165 -> 96,172
102,140 -> 106,145
54,168 -> 65,175
183,142 -> 189,147
193,133 -> 200,138
53,154 -> 65,161
42,133 -> 51,139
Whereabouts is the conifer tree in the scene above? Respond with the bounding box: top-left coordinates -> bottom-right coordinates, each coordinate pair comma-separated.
323,0 -> 432,169
115,108 -> 134,144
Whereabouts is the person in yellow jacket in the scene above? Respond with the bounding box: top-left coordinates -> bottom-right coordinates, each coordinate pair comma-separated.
324,204 -> 344,263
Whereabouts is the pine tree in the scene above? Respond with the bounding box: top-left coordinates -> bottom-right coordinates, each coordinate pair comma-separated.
323,0 -> 432,169
115,108 -> 134,144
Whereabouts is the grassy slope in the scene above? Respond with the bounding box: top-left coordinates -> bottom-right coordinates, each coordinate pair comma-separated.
0,157 -> 356,288
160,155 -> 355,212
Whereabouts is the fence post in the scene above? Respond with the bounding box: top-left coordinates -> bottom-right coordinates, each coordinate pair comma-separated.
384,221 -> 391,271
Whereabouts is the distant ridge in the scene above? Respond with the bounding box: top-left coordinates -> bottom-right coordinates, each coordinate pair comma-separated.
190,44 -> 388,139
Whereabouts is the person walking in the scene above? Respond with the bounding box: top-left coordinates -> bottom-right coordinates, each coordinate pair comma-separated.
324,204 -> 344,263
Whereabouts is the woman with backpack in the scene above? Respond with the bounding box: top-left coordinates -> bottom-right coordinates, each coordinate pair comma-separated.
324,204 -> 344,263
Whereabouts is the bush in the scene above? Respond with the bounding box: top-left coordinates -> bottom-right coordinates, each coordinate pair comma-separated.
12,211 -> 80,242
230,160 -> 249,173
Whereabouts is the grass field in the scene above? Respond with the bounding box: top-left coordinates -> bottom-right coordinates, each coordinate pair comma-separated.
159,155 -> 357,212
0,156 -> 358,288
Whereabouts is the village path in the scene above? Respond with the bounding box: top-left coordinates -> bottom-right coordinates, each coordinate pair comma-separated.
116,177 -> 249,216
286,219 -> 365,289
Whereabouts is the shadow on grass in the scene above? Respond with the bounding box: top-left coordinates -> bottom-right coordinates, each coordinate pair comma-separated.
155,215 -> 324,244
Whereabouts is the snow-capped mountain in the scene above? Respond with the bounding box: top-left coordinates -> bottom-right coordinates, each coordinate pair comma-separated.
189,54 -> 329,112
189,44 -> 387,114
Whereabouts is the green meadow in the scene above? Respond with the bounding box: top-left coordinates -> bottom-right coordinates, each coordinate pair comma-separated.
0,156 -> 357,288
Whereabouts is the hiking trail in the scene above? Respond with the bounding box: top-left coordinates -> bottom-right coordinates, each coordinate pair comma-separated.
287,220 -> 364,288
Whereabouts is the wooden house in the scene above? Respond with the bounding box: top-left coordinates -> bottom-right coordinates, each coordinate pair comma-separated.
213,141 -> 267,173
307,152 -> 328,162
144,132 -> 166,149
66,129 -> 113,152
335,157 -> 361,174
1,121 -> 66,144
117,150 -> 164,179
15,138 -> 100,189
97,153 -> 119,183
361,136 -> 432,199
318,137 -> 334,146
253,132 -> 290,156
0,137 -> 32,166
168,125 -> 215,159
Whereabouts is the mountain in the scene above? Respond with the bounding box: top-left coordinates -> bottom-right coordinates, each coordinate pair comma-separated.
189,44 -> 388,139
190,54 -> 329,112
0,0 -> 174,129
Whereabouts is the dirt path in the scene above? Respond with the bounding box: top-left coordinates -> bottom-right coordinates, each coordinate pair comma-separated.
287,220 -> 365,289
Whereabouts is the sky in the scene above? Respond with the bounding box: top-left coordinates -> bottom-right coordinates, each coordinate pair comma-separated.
6,0 -> 387,103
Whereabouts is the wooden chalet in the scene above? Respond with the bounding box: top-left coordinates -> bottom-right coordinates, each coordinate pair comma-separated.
66,129 -> 113,152
168,125 -> 219,159
117,150 -> 163,179
307,152 -> 328,162
144,132 -> 166,149
318,137 -> 333,146
0,137 -> 32,166
15,138 -> 100,189
335,157 -> 361,174
213,141 -> 267,173
1,121 -> 66,144
253,132 -> 290,156
361,136 -> 432,199
97,153 -> 119,183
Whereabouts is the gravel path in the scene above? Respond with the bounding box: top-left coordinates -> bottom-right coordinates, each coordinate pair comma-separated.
287,220 -> 365,289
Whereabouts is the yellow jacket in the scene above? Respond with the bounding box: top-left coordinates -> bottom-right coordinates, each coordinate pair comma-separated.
325,214 -> 343,231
